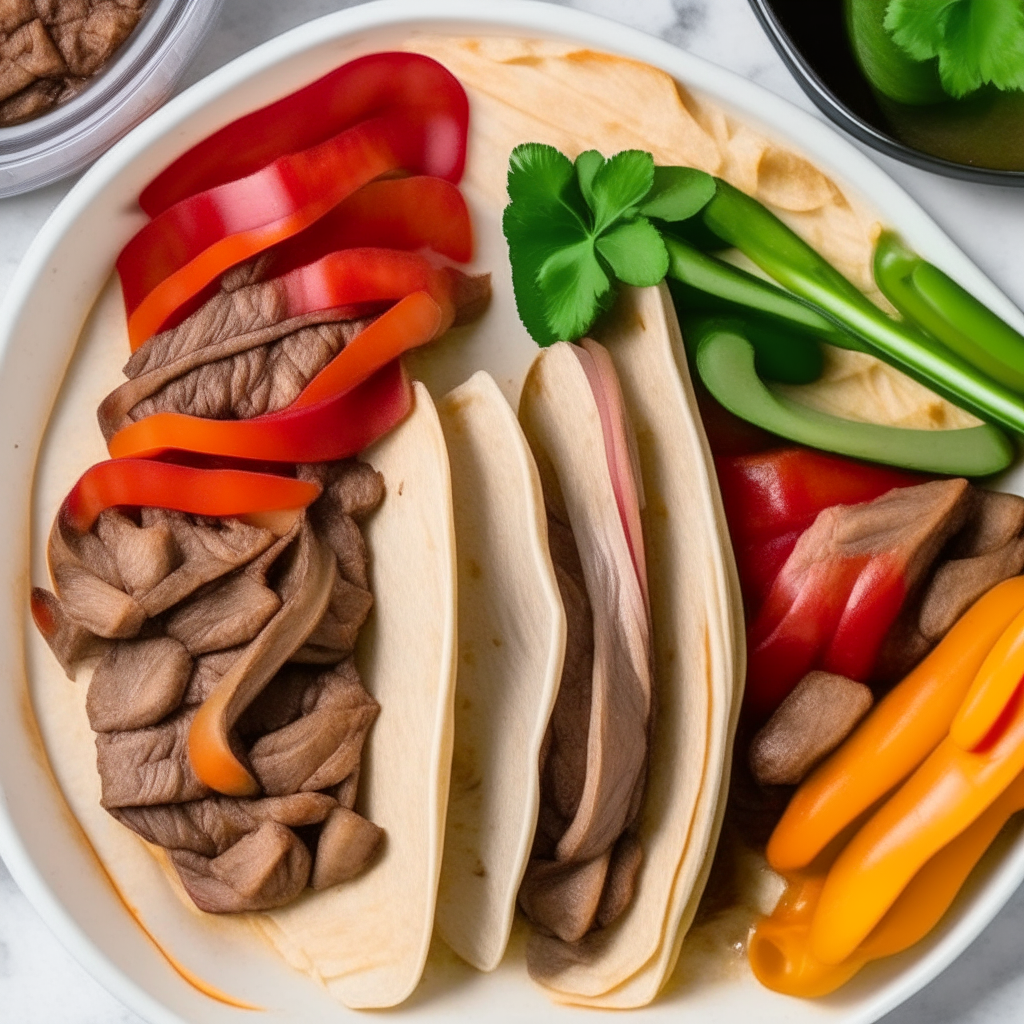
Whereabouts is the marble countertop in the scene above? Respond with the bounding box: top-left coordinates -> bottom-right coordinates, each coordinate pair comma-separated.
3,1 -> 1024,1021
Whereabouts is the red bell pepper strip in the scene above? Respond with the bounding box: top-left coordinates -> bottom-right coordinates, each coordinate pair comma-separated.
60,460 -> 321,534
119,111 -> 443,349
278,249 -> 455,327
293,291 -> 442,408
266,176 -> 474,275
717,448 -> 924,608
107,360 -> 412,464
140,52 -> 469,215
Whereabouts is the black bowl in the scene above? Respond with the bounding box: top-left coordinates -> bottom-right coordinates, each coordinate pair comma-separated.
747,0 -> 1024,186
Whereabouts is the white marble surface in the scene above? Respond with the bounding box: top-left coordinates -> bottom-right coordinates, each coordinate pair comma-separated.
3,0 -> 1024,1021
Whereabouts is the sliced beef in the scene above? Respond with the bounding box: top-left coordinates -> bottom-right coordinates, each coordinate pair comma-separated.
919,537 -> 1024,643
294,575 -> 373,663
247,661 -> 380,797
171,821 -> 312,913
952,490 -> 1024,558
96,707 -> 209,809
311,806 -> 383,889
749,671 -> 874,786
521,505 -> 649,941
0,1 -> 146,126
112,792 -> 336,857
94,509 -> 178,597
87,637 -> 191,733
30,586 -> 110,678
97,260 -> 374,440
164,573 -> 282,656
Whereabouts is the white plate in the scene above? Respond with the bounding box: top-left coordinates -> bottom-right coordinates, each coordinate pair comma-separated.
3,2 -> 1024,1022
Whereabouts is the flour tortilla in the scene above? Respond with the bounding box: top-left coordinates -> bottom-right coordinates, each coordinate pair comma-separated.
513,286 -> 741,1007
402,34 -> 976,432
29,278 -> 458,1010
435,370 -> 565,972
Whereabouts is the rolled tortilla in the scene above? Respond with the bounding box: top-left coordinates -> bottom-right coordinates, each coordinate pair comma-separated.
435,370 -> 565,972
524,285 -> 742,1006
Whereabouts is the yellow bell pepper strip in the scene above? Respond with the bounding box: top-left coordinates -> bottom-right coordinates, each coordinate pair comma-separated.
291,291 -> 442,409
809,615 -> 1024,965
952,603 -> 1024,751
107,358 -> 413,463
767,575 -> 1024,873
751,768 -> 1024,997
59,459 -> 321,534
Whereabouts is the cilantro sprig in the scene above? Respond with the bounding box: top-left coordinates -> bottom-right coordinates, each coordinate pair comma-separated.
885,0 -> 1024,99
502,143 -> 715,345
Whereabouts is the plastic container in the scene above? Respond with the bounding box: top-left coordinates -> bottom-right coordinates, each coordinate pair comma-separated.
0,0 -> 223,197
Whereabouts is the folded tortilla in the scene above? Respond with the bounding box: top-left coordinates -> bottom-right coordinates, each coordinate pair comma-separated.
29,278 -> 458,1010
435,370 -> 565,972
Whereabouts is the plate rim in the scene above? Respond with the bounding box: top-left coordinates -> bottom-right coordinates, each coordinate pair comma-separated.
2,3 -> 1024,1023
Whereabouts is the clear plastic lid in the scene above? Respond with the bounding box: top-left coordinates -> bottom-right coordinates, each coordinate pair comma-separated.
0,0 -> 223,197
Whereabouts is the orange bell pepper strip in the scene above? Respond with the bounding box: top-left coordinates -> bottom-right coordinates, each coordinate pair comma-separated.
750,769 -> 1024,997
108,359 -> 412,463
952,603 -> 1024,751
809,616 -> 1024,965
59,459 -> 321,534
292,291 -> 442,409
119,112 -> 426,349
768,575 -> 1024,873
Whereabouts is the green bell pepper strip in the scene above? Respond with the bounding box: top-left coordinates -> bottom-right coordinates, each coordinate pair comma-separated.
678,310 -> 822,385
874,231 -> 1024,396
701,180 -> 1024,438
664,236 -> 868,353
690,317 -> 1014,477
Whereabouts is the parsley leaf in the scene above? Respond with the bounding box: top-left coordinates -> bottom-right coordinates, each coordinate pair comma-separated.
641,166 -> 718,222
503,143 -> 714,345
596,219 -> 670,286
886,0 -> 1024,98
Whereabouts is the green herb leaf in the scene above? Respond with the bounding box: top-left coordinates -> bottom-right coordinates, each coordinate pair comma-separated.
886,0 -> 1024,98
586,150 -> 656,232
596,218 -> 669,286
504,144 -> 680,345
640,166 -> 717,222
537,239 -> 613,341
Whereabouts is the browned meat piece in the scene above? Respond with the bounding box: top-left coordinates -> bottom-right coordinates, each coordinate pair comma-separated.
164,574 -> 282,656
136,510 -> 277,617
0,75 -> 57,122
31,586 -> 110,677
311,806 -> 383,889
447,267 -> 493,327
749,671 -> 874,786
171,821 -> 312,913
112,792 -> 336,857
520,852 -> 611,943
919,537 -> 1024,643
296,575 -> 373,662
0,18 -> 64,101
874,612 -> 934,685
951,490 -> 1024,557
97,261 -> 373,439
43,0 -> 143,77
521,498 -> 651,942
248,661 -> 379,796
532,517 -> 594,859
87,637 -> 192,732
301,459 -> 385,521
96,707 -> 209,809
595,833 -> 643,929
49,527 -> 145,639
183,648 -> 242,706
94,509 -> 178,597
0,0 -> 35,35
